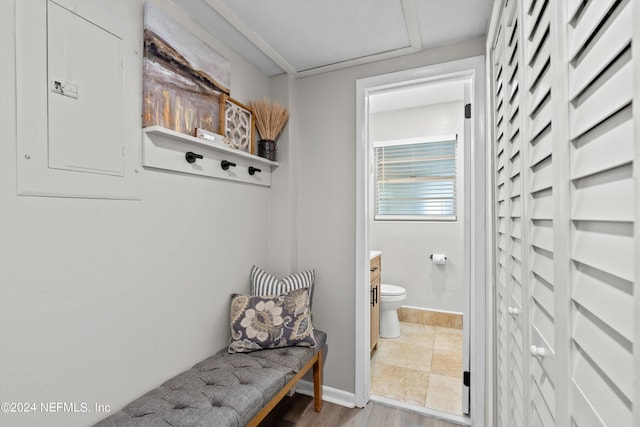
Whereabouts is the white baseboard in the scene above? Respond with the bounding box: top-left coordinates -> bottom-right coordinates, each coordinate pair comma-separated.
295,380 -> 356,408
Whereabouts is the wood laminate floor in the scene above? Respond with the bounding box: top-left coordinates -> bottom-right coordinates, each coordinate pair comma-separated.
258,393 -> 465,427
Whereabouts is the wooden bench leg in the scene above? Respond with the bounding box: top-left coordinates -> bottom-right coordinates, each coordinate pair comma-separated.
247,349 -> 323,426
313,349 -> 323,411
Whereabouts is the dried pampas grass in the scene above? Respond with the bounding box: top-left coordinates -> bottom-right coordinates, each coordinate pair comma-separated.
249,98 -> 289,141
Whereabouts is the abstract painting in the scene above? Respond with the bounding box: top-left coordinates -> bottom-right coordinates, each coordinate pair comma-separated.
143,3 -> 230,135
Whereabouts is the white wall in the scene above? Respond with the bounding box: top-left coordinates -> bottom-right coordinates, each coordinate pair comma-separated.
0,1 -> 272,426
293,37 -> 485,394
267,74 -> 299,277
370,101 -> 465,312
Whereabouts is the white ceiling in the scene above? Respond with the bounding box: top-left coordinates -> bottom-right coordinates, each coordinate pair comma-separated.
170,0 -> 493,78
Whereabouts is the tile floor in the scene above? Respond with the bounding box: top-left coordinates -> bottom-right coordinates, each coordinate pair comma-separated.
370,321 -> 463,415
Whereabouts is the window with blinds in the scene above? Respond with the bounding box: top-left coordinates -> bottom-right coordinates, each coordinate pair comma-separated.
374,135 -> 458,221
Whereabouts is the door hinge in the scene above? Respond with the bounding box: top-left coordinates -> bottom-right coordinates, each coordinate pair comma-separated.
463,371 -> 470,387
464,103 -> 471,119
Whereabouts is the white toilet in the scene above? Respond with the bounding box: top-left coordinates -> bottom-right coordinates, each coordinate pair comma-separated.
379,284 -> 407,338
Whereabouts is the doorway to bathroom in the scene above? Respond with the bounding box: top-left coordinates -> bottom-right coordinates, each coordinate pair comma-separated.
354,56 -> 486,426
368,78 -> 467,417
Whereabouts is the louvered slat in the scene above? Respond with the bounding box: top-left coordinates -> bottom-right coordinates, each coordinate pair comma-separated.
570,55 -> 632,139
572,169 -> 634,222
531,274 -> 554,326
531,375 -> 555,426
527,7 -> 548,67
531,356 -> 556,414
530,219 -> 553,252
511,236 -> 523,260
571,107 -> 633,180
529,188 -> 552,220
528,65 -> 550,116
532,300 -> 554,347
510,154 -> 522,178
573,303 -> 633,399
572,344 -> 632,426
531,250 -> 553,297
572,222 -> 634,282
529,156 -> 552,193
570,380 -> 607,427
511,216 -> 522,239
568,0 -> 617,62
572,264 -> 634,342
569,2 -> 631,99
529,126 -> 551,166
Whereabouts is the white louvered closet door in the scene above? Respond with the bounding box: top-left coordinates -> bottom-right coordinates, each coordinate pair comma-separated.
492,14 -> 510,427
488,0 -> 638,426
493,1 -> 529,425
524,0 -> 556,425
505,0 -> 527,425
566,0 -> 635,425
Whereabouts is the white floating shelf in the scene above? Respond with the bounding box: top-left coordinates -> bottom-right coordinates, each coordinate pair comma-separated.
142,126 -> 278,187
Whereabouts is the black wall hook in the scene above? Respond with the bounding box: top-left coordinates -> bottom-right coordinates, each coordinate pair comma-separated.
185,152 -> 203,163
221,160 -> 236,170
248,166 -> 262,175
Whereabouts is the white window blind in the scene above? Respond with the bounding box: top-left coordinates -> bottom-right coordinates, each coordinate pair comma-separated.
374,135 -> 457,221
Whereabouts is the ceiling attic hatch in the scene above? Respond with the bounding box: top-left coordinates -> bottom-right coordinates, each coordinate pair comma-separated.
170,0 -> 492,77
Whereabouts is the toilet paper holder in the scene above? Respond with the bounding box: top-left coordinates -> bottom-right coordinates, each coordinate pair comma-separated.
430,253 -> 447,265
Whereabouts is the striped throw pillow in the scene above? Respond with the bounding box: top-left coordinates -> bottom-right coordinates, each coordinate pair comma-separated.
250,265 -> 315,306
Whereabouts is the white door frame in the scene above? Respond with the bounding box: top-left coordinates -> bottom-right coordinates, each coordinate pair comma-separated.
355,55 -> 486,426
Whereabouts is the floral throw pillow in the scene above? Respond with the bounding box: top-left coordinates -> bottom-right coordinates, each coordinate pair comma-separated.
228,288 -> 316,353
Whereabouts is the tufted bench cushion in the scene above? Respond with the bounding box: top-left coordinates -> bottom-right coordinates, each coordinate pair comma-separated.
94,330 -> 326,427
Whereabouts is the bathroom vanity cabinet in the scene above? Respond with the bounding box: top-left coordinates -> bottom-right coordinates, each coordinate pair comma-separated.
370,254 -> 381,352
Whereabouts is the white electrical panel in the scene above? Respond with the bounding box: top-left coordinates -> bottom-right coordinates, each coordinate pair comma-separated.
16,0 -> 141,199
47,1 -> 124,176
